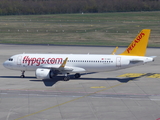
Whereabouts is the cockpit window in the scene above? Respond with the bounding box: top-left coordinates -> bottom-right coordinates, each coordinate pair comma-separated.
8,58 -> 13,61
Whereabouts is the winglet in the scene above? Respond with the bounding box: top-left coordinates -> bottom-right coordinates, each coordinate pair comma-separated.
112,46 -> 118,55
60,57 -> 68,68
119,29 -> 151,56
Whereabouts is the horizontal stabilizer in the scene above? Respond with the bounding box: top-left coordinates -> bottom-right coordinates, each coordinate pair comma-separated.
149,56 -> 157,59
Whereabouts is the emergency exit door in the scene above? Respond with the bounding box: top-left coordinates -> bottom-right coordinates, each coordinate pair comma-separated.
17,56 -> 22,65
116,57 -> 121,67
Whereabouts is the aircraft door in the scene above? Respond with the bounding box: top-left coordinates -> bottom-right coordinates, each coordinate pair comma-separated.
17,56 -> 27,70
17,56 -> 22,65
116,57 -> 121,67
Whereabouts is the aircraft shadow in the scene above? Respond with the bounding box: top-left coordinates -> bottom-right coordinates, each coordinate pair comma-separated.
30,76 -> 65,87
30,73 -> 98,87
79,77 -> 139,83
0,76 -> 35,79
30,76 -> 139,87
1,73 -> 154,87
78,72 -> 156,83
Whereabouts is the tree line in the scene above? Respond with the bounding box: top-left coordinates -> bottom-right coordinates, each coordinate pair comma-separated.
0,0 -> 160,15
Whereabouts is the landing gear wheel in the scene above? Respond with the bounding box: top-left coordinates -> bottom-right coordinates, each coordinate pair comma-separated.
64,76 -> 70,81
20,75 -> 25,78
74,73 -> 81,79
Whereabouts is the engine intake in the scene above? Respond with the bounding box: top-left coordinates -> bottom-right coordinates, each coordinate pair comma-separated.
35,68 -> 58,79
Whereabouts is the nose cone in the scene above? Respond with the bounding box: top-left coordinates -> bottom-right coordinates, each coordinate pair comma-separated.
3,57 -> 15,70
3,60 -> 12,69
3,61 -> 8,68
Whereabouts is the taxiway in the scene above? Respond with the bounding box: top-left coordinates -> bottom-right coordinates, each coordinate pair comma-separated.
0,44 -> 160,120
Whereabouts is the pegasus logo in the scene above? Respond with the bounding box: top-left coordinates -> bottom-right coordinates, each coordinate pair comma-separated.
127,32 -> 145,53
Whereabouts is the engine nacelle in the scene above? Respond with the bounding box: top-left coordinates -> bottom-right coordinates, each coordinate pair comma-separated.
36,68 -> 58,79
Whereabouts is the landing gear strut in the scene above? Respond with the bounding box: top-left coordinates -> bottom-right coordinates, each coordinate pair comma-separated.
20,71 -> 25,78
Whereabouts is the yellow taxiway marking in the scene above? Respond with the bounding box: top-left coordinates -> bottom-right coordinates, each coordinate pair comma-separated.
14,83 -> 123,120
147,74 -> 160,78
118,73 -> 160,78
90,86 -> 106,88
118,73 -> 145,77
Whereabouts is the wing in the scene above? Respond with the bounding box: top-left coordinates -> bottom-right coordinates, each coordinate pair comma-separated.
41,57 -> 86,73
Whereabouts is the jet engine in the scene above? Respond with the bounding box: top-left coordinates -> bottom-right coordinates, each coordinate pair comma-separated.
35,68 -> 59,79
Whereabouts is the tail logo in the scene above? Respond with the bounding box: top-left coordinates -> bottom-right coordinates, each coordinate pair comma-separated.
127,32 -> 145,53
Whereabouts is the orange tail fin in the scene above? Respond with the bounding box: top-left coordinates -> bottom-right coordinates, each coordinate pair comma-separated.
119,29 -> 151,56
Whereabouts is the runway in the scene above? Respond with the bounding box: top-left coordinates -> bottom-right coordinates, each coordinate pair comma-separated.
0,44 -> 160,120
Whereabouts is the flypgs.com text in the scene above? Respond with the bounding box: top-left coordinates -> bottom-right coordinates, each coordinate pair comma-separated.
22,56 -> 63,66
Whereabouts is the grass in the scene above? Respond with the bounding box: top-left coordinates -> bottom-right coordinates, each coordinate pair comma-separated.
0,11 -> 160,46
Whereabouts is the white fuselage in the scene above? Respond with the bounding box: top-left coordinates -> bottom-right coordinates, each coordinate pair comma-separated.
3,53 -> 154,73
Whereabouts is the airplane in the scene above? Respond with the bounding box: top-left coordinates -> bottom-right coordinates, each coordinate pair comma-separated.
3,29 -> 156,81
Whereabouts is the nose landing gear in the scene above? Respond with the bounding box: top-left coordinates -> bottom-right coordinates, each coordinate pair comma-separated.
20,71 -> 25,78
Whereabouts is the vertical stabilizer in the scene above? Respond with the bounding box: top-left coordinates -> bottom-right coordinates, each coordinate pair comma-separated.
119,29 -> 150,56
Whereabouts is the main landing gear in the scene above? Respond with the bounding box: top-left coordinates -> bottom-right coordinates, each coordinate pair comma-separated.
20,71 -> 25,78
63,73 -> 70,81
19,71 -> 81,80
63,73 -> 81,81
74,73 -> 81,79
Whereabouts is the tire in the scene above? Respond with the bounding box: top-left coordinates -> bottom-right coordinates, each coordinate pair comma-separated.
20,75 -> 25,78
74,73 -> 81,79
64,76 -> 70,81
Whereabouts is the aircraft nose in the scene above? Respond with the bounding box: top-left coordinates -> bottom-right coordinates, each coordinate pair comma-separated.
3,61 -> 9,68
3,61 -> 7,67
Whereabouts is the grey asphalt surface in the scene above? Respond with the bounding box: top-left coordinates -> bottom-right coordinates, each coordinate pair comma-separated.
0,44 -> 160,120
